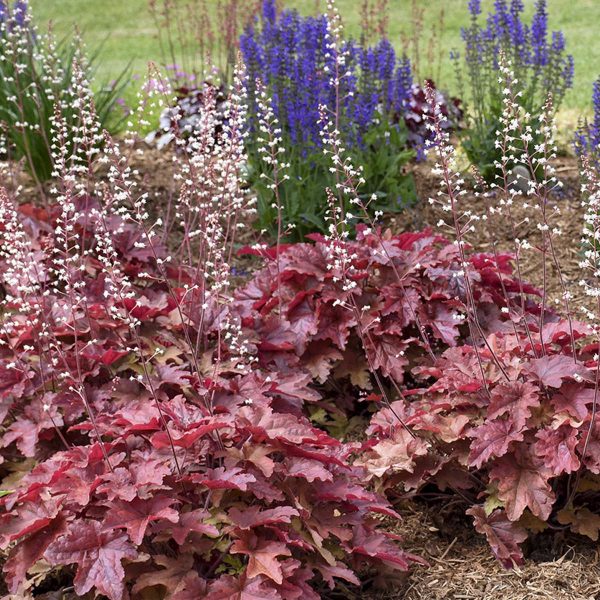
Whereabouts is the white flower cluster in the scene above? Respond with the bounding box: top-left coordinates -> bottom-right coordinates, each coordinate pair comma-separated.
253,78 -> 293,242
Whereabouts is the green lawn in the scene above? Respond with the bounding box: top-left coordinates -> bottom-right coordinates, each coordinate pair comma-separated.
30,0 -> 600,118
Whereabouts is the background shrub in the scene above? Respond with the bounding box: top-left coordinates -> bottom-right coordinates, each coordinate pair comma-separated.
241,0 -> 418,240
455,0 -> 574,180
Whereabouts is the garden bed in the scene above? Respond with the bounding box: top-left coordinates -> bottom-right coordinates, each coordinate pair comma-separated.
383,502 -> 600,600
4,1 -> 600,597
2,142 -> 599,600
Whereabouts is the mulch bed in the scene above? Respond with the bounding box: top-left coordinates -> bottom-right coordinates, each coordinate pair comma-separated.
383,502 -> 600,600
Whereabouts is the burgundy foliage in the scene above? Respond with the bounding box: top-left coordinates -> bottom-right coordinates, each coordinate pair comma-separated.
0,203 -> 422,599
401,80 -> 463,158
361,315 -> 600,565
238,228 -> 600,566
3,199 -> 600,597
236,227 -> 539,389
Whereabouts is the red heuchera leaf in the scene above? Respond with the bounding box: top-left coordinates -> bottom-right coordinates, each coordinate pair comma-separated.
103,496 -> 179,545
229,506 -> 300,530
276,559 -> 320,600
237,444 -> 276,477
467,506 -> 527,568
155,363 -> 193,387
271,372 -> 321,406
192,466 -> 256,491
356,427 -> 430,478
237,405 -> 336,446
1,401 -> 64,457
4,514 -> 67,593
81,345 -> 128,366
278,243 -> 330,279
428,302 -> 461,345
542,320 -> 592,344
363,333 -> 409,382
422,347 -> 485,394
285,457 -> 333,482
96,455 -> 172,501
313,301 -> 356,350
315,563 -> 360,589
350,526 -> 426,570
526,355 -> 585,388
206,573 -> 281,600
468,420 -> 525,469
230,532 -> 292,584
534,425 -> 580,476
551,383 -> 595,422
0,496 -> 62,549
0,362 -> 26,409
410,412 -> 470,443
487,380 -> 540,428
132,554 -> 207,597
151,421 -> 229,449
578,421 -> 600,474
168,509 -> 219,545
44,521 -> 137,600
489,447 -> 555,521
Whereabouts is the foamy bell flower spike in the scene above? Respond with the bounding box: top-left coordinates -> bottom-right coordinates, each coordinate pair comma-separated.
253,78 -> 290,191
153,58 -> 256,367
318,103 -> 365,206
425,81 -> 510,383
132,66 -> 176,149
0,188 -> 45,306
424,82 -> 468,224
48,59 -> 103,199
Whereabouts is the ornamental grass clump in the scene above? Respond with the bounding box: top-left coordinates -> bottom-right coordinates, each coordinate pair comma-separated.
0,1 -> 127,187
241,0 -> 417,240
148,0 -> 259,86
455,0 -> 574,180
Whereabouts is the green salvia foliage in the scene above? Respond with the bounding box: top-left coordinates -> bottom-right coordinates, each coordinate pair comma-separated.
247,115 -> 415,242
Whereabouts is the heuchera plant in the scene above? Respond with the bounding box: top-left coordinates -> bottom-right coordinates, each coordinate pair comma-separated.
236,219 -> 600,567
360,316 -> 600,567
354,76 -> 600,567
402,80 -> 463,161
0,64 -> 422,600
236,228 -> 540,396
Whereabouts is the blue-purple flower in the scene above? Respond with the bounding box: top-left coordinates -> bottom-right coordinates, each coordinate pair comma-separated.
456,0 -> 574,179
575,78 -> 600,161
0,0 -> 28,28
241,0 -> 414,152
